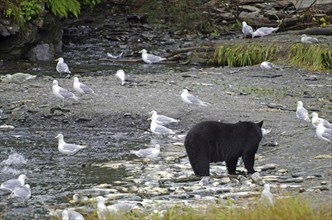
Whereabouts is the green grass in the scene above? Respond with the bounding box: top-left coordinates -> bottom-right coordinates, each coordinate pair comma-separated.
212,43 -> 279,67
81,196 -> 331,220
289,43 -> 332,71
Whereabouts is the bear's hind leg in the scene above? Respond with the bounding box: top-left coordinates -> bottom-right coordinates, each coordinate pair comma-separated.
242,151 -> 256,174
226,158 -> 238,175
192,157 -> 210,176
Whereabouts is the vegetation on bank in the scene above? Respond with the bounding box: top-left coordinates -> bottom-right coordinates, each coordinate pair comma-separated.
208,42 -> 332,71
69,196 -> 331,220
0,0 -> 102,26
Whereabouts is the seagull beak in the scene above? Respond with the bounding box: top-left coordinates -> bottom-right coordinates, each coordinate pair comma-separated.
139,50 -> 143,53
147,117 -> 151,121
55,58 -> 59,61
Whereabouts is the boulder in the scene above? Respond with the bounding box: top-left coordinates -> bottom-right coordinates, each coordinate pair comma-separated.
0,12 -> 63,61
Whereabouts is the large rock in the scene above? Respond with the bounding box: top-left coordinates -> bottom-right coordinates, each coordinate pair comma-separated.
0,12 -> 63,61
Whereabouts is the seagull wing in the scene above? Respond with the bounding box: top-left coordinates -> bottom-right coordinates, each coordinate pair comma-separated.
153,124 -> 175,135
58,87 -> 76,99
79,82 -> 94,93
156,115 -> 178,124
146,54 -> 164,63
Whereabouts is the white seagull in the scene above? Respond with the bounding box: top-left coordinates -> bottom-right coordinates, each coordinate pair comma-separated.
296,101 -> 310,122
139,49 -> 166,64
242,21 -> 253,38
181,89 -> 210,106
0,174 -> 27,192
150,110 -> 179,125
150,118 -> 176,135
55,134 -> 87,155
115,69 -> 126,85
52,80 -> 79,104
62,209 -> 85,220
12,184 -> 31,200
301,34 -> 319,44
73,77 -> 96,95
260,184 -> 274,206
107,51 -> 123,59
311,112 -> 331,128
260,61 -> 275,70
131,144 -> 160,159
252,27 -> 279,38
0,73 -> 36,85
316,119 -> 332,142
55,57 -> 71,77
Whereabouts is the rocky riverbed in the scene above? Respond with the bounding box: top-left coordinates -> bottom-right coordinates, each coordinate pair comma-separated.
0,9 -> 331,220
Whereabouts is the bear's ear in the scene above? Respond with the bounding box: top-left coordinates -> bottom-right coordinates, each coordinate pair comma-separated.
256,121 -> 263,128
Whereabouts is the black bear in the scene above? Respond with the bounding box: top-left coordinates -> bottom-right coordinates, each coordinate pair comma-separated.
184,120 -> 263,176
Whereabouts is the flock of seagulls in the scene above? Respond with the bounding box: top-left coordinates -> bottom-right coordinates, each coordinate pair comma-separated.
241,21 -> 278,38
0,174 -> 31,200
296,101 -> 331,142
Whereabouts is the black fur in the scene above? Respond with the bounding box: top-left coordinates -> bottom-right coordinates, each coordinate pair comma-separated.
184,120 -> 263,176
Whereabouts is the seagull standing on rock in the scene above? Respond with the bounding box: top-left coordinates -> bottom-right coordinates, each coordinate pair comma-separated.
131,144 -> 160,159
115,69 -> 126,85
55,57 -> 71,78
139,49 -> 166,64
0,174 -> 27,192
260,184 -> 274,206
73,77 -> 96,96
242,21 -> 253,38
12,184 -> 31,200
296,101 -> 310,122
150,118 -> 176,136
316,119 -> 332,142
181,89 -> 210,106
52,80 -> 78,105
55,134 -> 87,155
252,27 -> 279,38
301,34 -> 319,44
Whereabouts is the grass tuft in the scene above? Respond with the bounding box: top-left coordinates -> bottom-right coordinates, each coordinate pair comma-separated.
289,43 -> 332,71
212,43 -> 279,67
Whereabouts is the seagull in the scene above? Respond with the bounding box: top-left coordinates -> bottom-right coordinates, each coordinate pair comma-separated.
12,184 -> 31,200
260,184 -> 274,206
115,69 -> 126,85
301,34 -> 319,44
311,112 -> 331,128
73,77 -> 96,95
55,57 -> 71,77
316,119 -> 332,142
252,27 -> 279,38
296,101 -> 310,122
62,209 -> 85,220
131,144 -> 160,159
150,110 -> 179,125
0,73 -> 36,85
96,196 -> 116,219
260,61 -> 275,70
150,118 -> 176,135
139,49 -> 166,64
55,134 -> 87,155
181,89 -> 210,106
242,21 -> 253,38
96,196 -> 137,219
52,80 -> 78,104
107,51 -> 123,59
0,174 -> 27,192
